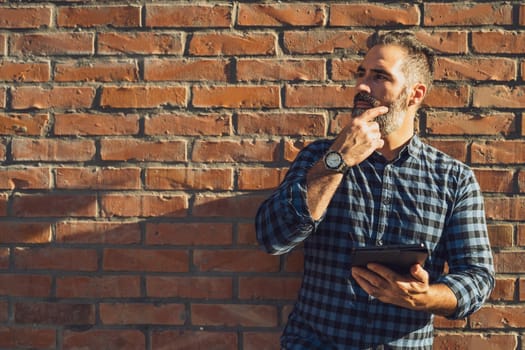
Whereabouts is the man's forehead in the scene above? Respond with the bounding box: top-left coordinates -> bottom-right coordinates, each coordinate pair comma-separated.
360,44 -> 407,71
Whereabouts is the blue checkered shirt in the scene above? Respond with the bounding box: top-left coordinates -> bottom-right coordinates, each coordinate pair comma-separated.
255,135 -> 494,350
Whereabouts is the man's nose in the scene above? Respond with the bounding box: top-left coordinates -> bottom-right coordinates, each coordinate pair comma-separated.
355,80 -> 372,94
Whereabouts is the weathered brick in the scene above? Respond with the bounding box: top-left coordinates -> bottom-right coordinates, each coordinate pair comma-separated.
0,222 -> 51,243
0,61 -> 49,82
239,277 -> 301,300
192,140 -> 279,162
54,113 -> 139,136
57,5 -> 141,27
103,248 -> 189,272
146,276 -> 233,299
423,85 -> 469,108
519,170 -> 525,193
331,58 -> 360,81
286,85 -> 355,108
145,113 -> 231,136
189,33 -> 276,56
145,222 -> 233,246
426,112 -> 515,136
100,194 -> 188,218
330,4 -> 419,26
472,140 -> 525,164
484,197 -> 525,221
434,57 -> 516,81
11,32 -> 93,56
471,305 -> 525,328
56,167 -> 141,190
473,168 -> 514,194
15,302 -> 95,325
237,58 -> 325,82
0,167 -> 50,189
243,332 -> 282,350
283,30 -> 368,54
192,194 -> 267,219
193,85 -> 279,108
434,333 -> 517,350
0,7 -> 51,28
0,274 -> 52,297
100,139 -> 186,162
146,4 -> 232,28
54,60 -> 138,82
0,327 -> 56,349
63,329 -> 145,350
56,221 -> 141,245
490,277 -> 516,301
56,276 -> 141,298
191,304 -> 277,327
0,113 -> 49,136
12,138 -> 95,162
238,167 -> 287,190
14,247 -> 98,271
100,303 -> 186,325
152,330 -> 238,350
145,168 -> 233,190
238,3 -> 325,27
425,3 -> 512,26
144,58 -> 229,81
473,85 -> 525,108
193,249 -> 279,272
415,31 -> 468,54
238,112 -> 326,136
518,224 -> 525,246
472,31 -> 525,54
12,194 -> 97,217
11,86 -> 95,109
424,139 -> 467,162
100,85 -> 187,109
98,32 -> 183,55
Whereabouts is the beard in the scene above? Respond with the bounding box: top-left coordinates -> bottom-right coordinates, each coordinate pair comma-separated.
352,90 -> 409,136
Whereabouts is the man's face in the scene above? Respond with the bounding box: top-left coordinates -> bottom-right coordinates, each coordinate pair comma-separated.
352,45 -> 411,136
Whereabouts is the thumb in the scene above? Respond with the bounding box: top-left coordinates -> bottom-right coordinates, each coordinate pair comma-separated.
410,264 -> 428,283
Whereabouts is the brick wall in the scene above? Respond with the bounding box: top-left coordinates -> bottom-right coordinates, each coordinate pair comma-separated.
0,1 -> 523,349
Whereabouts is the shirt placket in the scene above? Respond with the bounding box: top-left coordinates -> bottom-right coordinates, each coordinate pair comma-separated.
375,163 -> 393,246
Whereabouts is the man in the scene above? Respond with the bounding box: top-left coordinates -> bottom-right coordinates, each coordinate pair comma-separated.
255,31 -> 494,349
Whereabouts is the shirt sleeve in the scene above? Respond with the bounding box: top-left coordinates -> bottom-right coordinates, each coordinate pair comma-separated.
436,167 -> 495,319
255,141 -> 327,255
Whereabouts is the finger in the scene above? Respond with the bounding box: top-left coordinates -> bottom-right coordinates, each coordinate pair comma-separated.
355,106 -> 389,122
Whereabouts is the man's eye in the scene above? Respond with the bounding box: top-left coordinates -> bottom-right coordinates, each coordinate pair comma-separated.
374,74 -> 388,80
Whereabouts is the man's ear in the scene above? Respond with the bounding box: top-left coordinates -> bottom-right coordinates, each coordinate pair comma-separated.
408,83 -> 427,106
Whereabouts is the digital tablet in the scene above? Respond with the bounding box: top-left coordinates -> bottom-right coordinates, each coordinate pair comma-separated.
351,243 -> 429,274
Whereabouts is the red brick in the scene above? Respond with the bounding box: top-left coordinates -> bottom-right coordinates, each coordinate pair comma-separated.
191,304 -> 277,327
100,139 -> 186,162
520,278 -> 525,300
239,277 -> 301,300
284,249 -> 304,273
490,277 -> 516,301
238,112 -> 326,136
57,5 -> 141,27
145,113 -> 231,136
146,276 -> 233,299
238,167 -> 287,190
493,250 -> 525,273
54,112 -> 139,136
192,194 -> 267,218
435,57 -> 516,81
474,85 -> 525,108
284,30 -> 368,54
425,3 -> 512,26
11,32 -> 93,56
473,168 -> 514,194
0,87 -> 6,108
189,33 -> 275,56
485,197 -> 525,221
0,274 -> 52,297
55,60 -> 138,82
237,58 -> 325,82
56,276 -> 141,298
100,303 -> 185,325
12,194 -> 97,217
423,85 -> 469,108
193,85 -> 279,108
330,4 -> 419,26
144,58 -> 229,81
63,329 -> 145,350
472,31 -> 525,54
0,248 -> 8,269
424,139 -> 468,162
238,3 -> 325,27
0,61 -> 49,82
56,167 -> 141,190
486,224 -> 514,248
192,139 -> 279,162
146,222 -> 233,246
415,31 -> 468,54
56,221 -> 141,245
286,85 -> 356,108
434,333 -> 517,350
471,305 -> 525,328
15,302 -> 95,325
0,327 -> 56,349
0,222 -> 51,243
244,332 -> 281,350
433,316 -> 467,329
284,139 -> 311,162
103,248 -> 189,272
472,140 -> 525,164
331,58 -> 360,81
12,138 -> 95,162
0,7 -> 51,28
0,193 -> 7,216
426,112 -> 515,136
98,32 -> 182,55
146,4 -> 231,28
238,222 -> 258,246
11,86 -> 95,109
100,85 -> 187,109
193,249 -> 279,272
0,113 -> 49,136
519,170 -> 525,193
145,168 -> 233,190
101,194 -> 188,218
517,224 -> 525,246
154,330 -> 237,350
15,247 -> 98,271
0,167 -> 50,189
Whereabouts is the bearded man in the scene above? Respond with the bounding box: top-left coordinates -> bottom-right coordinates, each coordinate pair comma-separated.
255,31 -> 494,350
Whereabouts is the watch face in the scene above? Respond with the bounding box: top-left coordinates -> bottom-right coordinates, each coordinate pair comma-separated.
326,151 -> 342,169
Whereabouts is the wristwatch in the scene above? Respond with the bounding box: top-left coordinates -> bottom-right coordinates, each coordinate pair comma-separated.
323,150 -> 348,173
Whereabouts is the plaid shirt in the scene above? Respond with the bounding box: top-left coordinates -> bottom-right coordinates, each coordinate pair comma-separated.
255,135 -> 494,350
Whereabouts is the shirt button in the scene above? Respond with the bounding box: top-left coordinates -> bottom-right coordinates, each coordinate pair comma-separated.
376,240 -> 383,246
